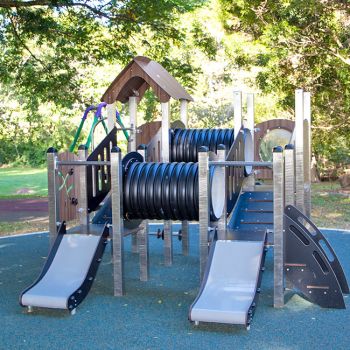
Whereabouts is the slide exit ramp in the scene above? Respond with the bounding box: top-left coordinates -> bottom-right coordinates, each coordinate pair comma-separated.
189,231 -> 267,328
20,223 -> 108,313
189,191 -> 270,328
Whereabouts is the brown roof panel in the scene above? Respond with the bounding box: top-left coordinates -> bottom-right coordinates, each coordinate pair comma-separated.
101,56 -> 193,104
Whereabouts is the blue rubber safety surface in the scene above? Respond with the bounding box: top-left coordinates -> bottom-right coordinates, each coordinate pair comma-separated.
0,226 -> 349,350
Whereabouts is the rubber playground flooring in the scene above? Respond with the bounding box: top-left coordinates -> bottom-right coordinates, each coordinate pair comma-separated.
0,225 -> 349,350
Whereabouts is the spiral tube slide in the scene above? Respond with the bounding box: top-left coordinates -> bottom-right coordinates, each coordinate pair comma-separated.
170,128 -> 234,162
122,155 -> 225,222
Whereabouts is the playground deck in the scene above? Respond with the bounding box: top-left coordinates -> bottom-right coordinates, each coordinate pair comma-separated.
1,224 -> 349,350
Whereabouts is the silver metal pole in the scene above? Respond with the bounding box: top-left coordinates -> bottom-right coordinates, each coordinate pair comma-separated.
78,145 -> 89,228
137,144 -> 149,279
284,144 -> 295,207
180,99 -> 188,127
47,147 -> 59,247
198,146 -> 210,281
209,161 -> 273,167
164,220 -> 173,266
107,103 -> 116,132
161,101 -> 170,162
180,98 -> 190,255
57,160 -> 110,166
110,146 -> 124,296
273,146 -> 285,308
245,93 -> 255,134
128,96 -> 137,152
216,144 -> 227,239
294,89 -> 305,214
303,92 -> 312,218
161,101 -> 172,265
233,90 -> 242,140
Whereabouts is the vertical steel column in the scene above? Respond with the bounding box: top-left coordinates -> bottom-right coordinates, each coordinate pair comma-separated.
284,144 -> 295,207
180,99 -> 188,127
137,145 -> 149,280
128,96 -> 137,152
129,96 -> 138,253
161,101 -> 170,162
78,145 -> 89,229
110,146 -> 124,296
294,89 -> 305,214
245,93 -> 256,190
303,92 -> 312,218
47,147 -> 59,247
216,145 -> 227,239
233,90 -> 242,139
180,99 -> 189,255
106,103 -> 116,132
198,147 -> 210,281
273,146 -> 285,308
163,220 -> 172,266
161,101 -> 172,266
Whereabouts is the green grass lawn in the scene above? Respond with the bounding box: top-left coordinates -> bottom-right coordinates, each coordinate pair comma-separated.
311,182 -> 350,230
0,167 -> 349,235
0,167 -> 47,198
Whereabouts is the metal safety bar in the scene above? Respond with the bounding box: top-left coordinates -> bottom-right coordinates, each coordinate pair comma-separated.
209,161 -> 272,167
57,160 -> 111,167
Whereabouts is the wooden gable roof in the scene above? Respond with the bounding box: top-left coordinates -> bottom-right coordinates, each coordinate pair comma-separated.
101,56 -> 193,104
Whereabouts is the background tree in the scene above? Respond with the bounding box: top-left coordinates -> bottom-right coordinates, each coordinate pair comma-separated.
219,0 -> 350,166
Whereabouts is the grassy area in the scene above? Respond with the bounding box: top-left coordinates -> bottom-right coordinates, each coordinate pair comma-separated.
0,167 -> 47,198
311,182 -> 350,230
0,221 -> 48,236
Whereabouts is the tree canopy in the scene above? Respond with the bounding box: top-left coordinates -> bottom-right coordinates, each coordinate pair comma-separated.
219,0 -> 350,163
0,0 -> 349,168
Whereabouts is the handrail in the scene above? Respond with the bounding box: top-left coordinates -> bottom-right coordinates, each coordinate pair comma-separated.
209,161 -> 272,167
57,160 -> 110,166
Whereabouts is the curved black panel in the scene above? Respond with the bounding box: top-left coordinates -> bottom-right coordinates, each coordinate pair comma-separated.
284,206 -> 347,309
285,205 -> 349,294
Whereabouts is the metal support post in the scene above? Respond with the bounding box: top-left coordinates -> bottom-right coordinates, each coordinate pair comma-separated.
47,147 -> 59,247
161,101 -> 170,162
216,145 -> 227,239
161,101 -> 172,265
110,146 -> 124,296
180,99 -> 189,255
233,90 -> 242,139
163,220 -> 173,266
139,224 -> 149,281
245,93 -> 255,134
106,103 -> 116,132
181,221 -> 189,256
294,89 -> 305,214
78,145 -> 89,228
198,147 -> 210,281
129,97 -> 138,251
284,145 -> 295,207
138,144 -> 149,277
273,146 -> 285,308
303,92 -> 312,218
180,99 -> 188,127
128,96 -> 137,152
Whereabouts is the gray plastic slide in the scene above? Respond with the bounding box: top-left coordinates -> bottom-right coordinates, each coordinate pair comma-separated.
21,234 -> 101,309
189,239 -> 265,325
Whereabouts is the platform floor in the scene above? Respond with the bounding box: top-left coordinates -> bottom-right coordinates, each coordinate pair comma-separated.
0,225 -> 349,350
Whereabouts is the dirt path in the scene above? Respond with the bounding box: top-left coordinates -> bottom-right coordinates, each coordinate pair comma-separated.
0,198 -> 48,222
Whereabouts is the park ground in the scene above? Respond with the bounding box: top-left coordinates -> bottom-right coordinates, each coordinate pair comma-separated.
0,166 -> 349,236
1,226 -> 349,350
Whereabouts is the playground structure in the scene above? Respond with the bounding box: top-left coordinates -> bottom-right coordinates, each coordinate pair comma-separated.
20,57 -> 348,328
